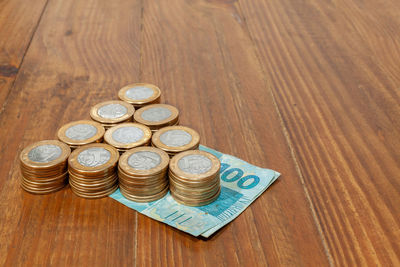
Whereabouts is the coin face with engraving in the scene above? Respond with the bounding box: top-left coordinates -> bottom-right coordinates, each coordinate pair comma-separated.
128,151 -> 161,170
118,83 -> 161,107
152,126 -> 200,156
119,146 -> 169,177
97,103 -> 128,119
112,126 -> 144,144
134,104 -> 179,130
90,100 -> 134,124
104,123 -> 152,150
20,140 -> 71,169
57,120 -> 105,147
68,143 -> 119,172
77,147 -> 111,167
65,124 -> 98,140
177,154 -> 212,174
28,144 -> 62,163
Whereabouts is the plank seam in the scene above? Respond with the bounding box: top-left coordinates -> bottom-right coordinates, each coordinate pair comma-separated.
0,0 -> 51,119
235,1 -> 334,265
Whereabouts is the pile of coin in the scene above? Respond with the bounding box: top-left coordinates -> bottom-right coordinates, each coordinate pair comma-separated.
118,147 -> 169,202
57,120 -> 105,150
104,123 -> 152,154
152,126 -> 200,157
90,100 -> 135,129
118,83 -> 161,108
19,140 -> 71,194
169,150 -> 221,206
134,104 -> 179,132
68,143 -> 119,198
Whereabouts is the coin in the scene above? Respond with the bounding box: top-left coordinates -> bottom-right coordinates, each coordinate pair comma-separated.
90,100 -> 135,128
57,120 -> 105,149
118,147 -> 169,202
19,140 -> 71,195
133,104 -> 179,132
104,123 -> 152,153
168,150 -> 221,206
151,126 -> 200,157
68,143 -> 119,199
118,83 -> 161,108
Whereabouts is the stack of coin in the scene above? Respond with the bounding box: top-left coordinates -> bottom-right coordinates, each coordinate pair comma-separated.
57,120 -> 105,150
19,140 -> 70,194
104,123 -> 152,154
68,143 -> 119,199
133,104 -> 179,132
90,100 -> 135,129
169,150 -> 221,206
118,147 -> 169,202
151,126 -> 200,157
118,83 -> 161,108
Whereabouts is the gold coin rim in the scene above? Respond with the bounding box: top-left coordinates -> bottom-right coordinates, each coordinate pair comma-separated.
151,126 -> 200,152
57,120 -> 105,146
104,123 -> 152,149
90,100 -> 135,124
133,104 -> 179,127
118,83 -> 161,105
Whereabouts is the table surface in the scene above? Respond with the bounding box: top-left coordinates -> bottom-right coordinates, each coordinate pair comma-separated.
1,0 -> 399,266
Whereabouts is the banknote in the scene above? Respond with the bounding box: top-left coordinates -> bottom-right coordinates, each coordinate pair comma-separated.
109,145 -> 280,237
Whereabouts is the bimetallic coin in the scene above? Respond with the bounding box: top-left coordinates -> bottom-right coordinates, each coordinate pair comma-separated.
57,120 -> 105,147
177,154 -> 212,174
104,123 -> 152,151
127,151 -> 161,170
27,144 -> 62,163
97,103 -> 128,119
112,126 -> 144,144
134,104 -> 179,132
118,83 -> 161,107
77,147 -> 111,167
160,129 -> 192,147
141,107 -> 172,122
90,100 -> 134,124
152,126 -> 200,156
65,124 -> 98,141
125,86 -> 154,100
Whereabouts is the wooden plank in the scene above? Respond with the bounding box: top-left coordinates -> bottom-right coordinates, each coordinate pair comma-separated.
0,0 -> 142,265
239,0 -> 400,265
0,0 -> 48,107
136,0 -> 330,266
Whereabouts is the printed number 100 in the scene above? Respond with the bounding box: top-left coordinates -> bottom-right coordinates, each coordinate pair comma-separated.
220,163 -> 260,189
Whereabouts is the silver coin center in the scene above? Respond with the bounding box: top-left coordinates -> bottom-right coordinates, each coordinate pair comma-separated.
141,107 -> 172,122
160,129 -> 192,147
97,104 -> 128,119
178,155 -> 212,174
112,126 -> 144,144
128,151 -> 161,170
65,124 -> 97,140
28,144 -> 62,163
77,147 -> 111,167
125,86 -> 154,100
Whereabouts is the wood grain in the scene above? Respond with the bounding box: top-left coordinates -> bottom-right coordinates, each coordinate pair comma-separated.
238,0 -> 400,265
0,0 -> 142,265
0,0 -> 48,107
0,0 -> 399,266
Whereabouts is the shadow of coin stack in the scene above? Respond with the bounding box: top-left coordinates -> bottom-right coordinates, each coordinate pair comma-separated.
19,140 -> 71,194
168,150 -> 221,206
118,147 -> 169,202
68,143 -> 119,198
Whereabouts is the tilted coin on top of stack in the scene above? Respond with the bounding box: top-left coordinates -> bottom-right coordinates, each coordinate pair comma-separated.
57,120 -> 105,150
20,140 -> 71,194
90,100 -> 135,129
118,83 -> 161,108
151,126 -> 200,157
68,143 -> 119,199
133,104 -> 179,132
104,123 -> 152,154
118,147 -> 169,202
169,150 -> 221,206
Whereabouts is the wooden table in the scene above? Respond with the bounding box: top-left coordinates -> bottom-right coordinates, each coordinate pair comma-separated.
1,0 -> 399,266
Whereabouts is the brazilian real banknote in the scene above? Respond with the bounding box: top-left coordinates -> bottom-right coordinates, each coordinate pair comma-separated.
109,145 -> 280,238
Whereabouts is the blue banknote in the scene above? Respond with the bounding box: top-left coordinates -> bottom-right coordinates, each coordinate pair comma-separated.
109,145 -> 280,237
